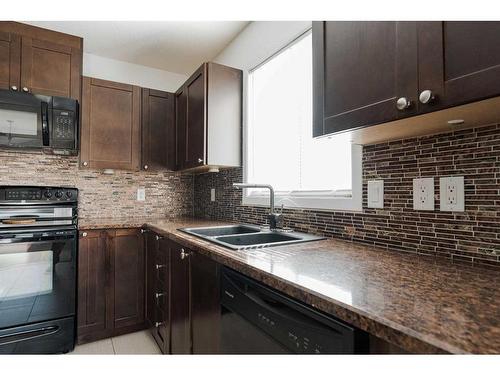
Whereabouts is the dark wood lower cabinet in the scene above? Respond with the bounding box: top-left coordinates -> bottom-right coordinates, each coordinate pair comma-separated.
190,250 -> 220,354
77,228 -> 145,344
169,239 -> 191,354
77,230 -> 110,343
144,232 -> 221,354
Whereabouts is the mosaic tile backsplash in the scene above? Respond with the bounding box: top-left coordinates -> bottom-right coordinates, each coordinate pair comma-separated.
0,151 -> 194,219
194,124 -> 500,267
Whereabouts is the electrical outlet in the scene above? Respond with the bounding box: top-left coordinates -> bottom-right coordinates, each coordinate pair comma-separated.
440,176 -> 464,212
210,188 -> 216,202
137,188 -> 145,201
413,178 -> 434,211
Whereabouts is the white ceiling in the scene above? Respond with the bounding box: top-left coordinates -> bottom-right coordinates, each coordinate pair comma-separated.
25,21 -> 249,75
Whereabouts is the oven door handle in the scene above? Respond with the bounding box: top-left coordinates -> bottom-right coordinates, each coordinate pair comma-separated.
0,325 -> 60,347
41,101 -> 50,146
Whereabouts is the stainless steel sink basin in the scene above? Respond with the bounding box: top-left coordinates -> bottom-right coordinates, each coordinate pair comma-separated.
179,224 -> 324,250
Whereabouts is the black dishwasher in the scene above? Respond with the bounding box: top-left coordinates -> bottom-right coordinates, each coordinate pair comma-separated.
220,267 -> 368,354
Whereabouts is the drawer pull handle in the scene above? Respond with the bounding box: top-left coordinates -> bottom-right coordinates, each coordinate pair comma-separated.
155,292 -> 166,299
155,322 -> 163,328
156,264 -> 166,270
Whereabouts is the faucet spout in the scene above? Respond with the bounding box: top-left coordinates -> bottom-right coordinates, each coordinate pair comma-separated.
233,183 -> 283,230
232,183 -> 275,213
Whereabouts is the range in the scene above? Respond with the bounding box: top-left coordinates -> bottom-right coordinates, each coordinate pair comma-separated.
0,186 -> 78,354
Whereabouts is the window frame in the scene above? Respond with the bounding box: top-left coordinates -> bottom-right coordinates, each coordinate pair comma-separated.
241,29 -> 363,212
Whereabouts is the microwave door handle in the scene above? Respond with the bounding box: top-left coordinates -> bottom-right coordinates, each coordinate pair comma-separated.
41,102 -> 50,146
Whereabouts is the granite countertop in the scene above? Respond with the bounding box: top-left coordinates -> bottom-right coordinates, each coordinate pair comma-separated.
143,218 -> 500,354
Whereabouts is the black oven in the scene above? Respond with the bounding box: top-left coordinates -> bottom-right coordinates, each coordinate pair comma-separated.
0,89 -> 78,155
0,186 -> 78,354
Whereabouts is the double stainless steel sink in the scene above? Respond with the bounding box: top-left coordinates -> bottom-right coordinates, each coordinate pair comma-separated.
179,224 -> 324,250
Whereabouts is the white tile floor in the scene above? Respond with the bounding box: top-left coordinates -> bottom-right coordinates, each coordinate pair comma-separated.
71,330 -> 161,355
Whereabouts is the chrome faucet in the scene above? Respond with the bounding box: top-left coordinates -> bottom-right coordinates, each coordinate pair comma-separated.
232,183 -> 284,230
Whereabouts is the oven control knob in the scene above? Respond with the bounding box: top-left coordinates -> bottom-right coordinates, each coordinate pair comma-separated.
66,191 -> 73,198
55,191 -> 63,199
44,191 -> 53,198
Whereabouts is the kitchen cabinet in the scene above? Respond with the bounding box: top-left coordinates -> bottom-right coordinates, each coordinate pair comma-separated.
313,21 -> 500,137
0,31 -> 20,91
80,77 -> 141,171
313,21 -> 418,136
111,229 -> 145,330
190,249 -> 220,354
175,62 -> 242,172
77,228 -> 145,344
417,21 -> 500,112
144,232 -> 220,354
141,88 -> 176,171
169,239 -> 191,354
77,230 -> 110,343
145,231 -> 170,354
0,22 -> 82,101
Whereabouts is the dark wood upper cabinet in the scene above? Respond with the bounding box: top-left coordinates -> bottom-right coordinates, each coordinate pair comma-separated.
111,229 -> 145,330
77,230 -> 110,343
0,22 -> 82,101
169,239 -> 191,354
0,31 -> 20,91
418,21 -> 500,112
80,77 -> 141,171
141,88 -> 176,171
190,251 -> 220,354
175,62 -> 242,172
77,228 -> 145,344
314,21 -> 500,138
313,21 -> 418,137
20,37 -> 81,100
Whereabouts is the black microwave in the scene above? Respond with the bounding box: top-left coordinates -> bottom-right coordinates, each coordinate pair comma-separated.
0,89 -> 78,155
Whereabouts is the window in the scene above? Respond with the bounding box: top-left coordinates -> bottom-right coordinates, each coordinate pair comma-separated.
244,30 -> 362,211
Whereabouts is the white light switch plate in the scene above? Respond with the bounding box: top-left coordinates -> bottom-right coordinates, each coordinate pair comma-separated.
367,180 -> 384,208
210,188 -> 216,202
440,176 -> 464,212
413,178 -> 434,211
137,188 -> 145,201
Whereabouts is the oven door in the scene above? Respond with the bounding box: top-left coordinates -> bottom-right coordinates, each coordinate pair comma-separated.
0,91 -> 47,149
0,228 -> 76,329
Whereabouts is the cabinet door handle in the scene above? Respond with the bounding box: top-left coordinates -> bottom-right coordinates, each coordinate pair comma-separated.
419,89 -> 436,104
155,292 -> 166,299
180,248 -> 190,260
22,87 -> 29,93
197,158 -> 203,164
81,232 -> 87,237
11,85 -> 18,91
156,264 -> 166,270
155,235 -> 162,241
82,161 -> 88,167
155,322 -> 163,328
144,165 -> 148,170
396,97 -> 411,110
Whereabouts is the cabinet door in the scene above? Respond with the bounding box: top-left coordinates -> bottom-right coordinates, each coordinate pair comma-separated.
313,21 -> 418,136
0,31 -> 20,90
141,88 -> 176,171
184,64 -> 206,169
77,230 -> 110,343
111,229 -> 145,330
190,251 -> 220,354
20,37 -> 81,101
81,77 -> 141,170
145,230 -> 158,327
169,240 -> 191,354
418,21 -> 500,112
175,85 -> 187,170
